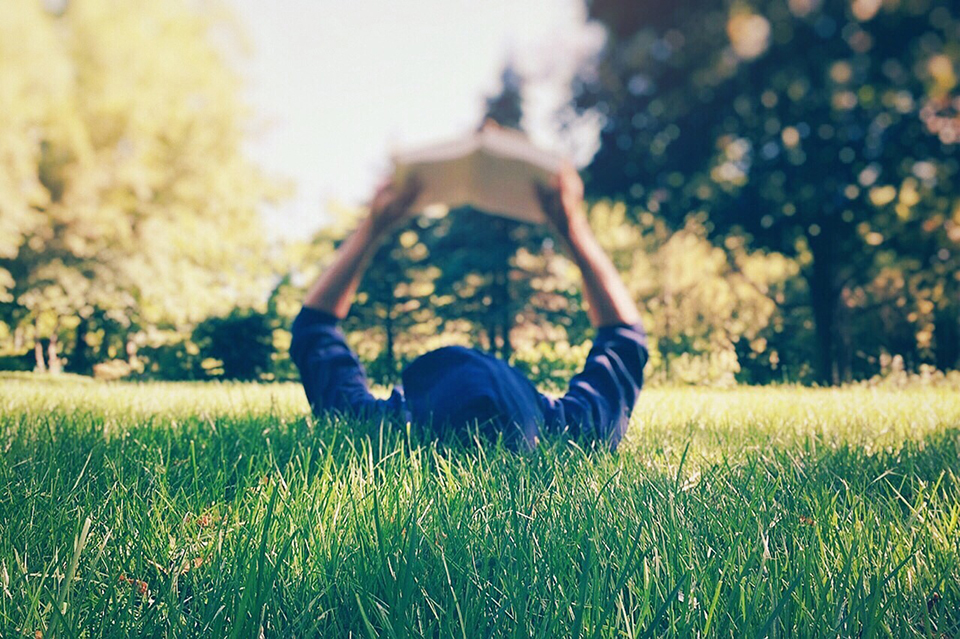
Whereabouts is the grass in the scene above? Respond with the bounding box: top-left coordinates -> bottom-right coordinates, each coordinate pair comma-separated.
1,376 -> 958,637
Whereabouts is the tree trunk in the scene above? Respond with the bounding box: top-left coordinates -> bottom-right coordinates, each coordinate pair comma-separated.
489,217 -> 514,360
485,320 -> 498,355
34,318 -> 47,372
384,307 -> 397,383
837,287 -> 854,382
495,266 -> 512,360
662,284 -> 674,378
806,235 -> 839,385
934,300 -> 959,371
499,309 -> 512,360
47,332 -> 62,374
70,315 -> 91,375
34,341 -> 47,373
126,334 -> 139,367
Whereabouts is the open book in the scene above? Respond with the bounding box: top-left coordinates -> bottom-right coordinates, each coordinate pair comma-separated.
392,125 -> 565,224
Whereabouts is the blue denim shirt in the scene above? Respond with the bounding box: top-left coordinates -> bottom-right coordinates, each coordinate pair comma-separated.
289,306 -> 648,450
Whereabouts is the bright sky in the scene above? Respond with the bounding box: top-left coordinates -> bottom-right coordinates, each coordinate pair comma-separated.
228,0 -> 604,240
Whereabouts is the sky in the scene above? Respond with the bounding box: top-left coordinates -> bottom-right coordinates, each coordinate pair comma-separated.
228,0 -> 604,240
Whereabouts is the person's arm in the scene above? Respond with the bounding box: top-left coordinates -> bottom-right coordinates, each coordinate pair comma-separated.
291,177 -> 419,416
534,165 -> 647,450
535,164 -> 639,328
304,178 -> 420,318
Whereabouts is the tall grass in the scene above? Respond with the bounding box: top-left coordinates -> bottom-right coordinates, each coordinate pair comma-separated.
1,376 -> 958,636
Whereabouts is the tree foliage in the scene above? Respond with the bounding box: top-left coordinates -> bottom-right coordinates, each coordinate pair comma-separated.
574,0 -> 960,382
193,309 -> 275,381
2,0 -> 959,386
0,0 -> 276,372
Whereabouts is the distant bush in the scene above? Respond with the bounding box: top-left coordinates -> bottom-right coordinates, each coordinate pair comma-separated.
192,309 -> 275,381
93,359 -> 134,381
0,351 -> 33,372
135,335 -> 204,381
862,355 -> 960,390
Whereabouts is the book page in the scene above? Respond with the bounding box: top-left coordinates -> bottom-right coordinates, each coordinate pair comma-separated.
393,128 -> 565,224
396,152 -> 474,214
470,149 -> 555,223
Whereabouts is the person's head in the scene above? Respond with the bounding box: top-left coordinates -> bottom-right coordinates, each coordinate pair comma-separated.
401,346 -> 542,446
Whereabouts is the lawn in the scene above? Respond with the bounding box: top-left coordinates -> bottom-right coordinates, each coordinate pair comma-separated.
1,375 -> 958,637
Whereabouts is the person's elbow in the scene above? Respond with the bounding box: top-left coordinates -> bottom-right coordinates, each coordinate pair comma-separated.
288,316 -> 312,371
607,324 -> 649,385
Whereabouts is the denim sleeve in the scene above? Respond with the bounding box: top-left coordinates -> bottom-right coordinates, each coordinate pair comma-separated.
289,306 -> 402,417
540,322 -> 648,451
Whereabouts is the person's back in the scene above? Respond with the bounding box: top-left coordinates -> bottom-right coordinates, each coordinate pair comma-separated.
290,166 -> 647,450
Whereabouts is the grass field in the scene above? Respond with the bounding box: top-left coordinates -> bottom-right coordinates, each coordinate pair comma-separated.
1,375 -> 959,637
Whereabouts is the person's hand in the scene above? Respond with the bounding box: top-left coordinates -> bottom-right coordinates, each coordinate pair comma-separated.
534,163 -> 588,243
369,175 -> 421,235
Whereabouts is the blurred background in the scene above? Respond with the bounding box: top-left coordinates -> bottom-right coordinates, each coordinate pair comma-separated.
1,0 -> 958,387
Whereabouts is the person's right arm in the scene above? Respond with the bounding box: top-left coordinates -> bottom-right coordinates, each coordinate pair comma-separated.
534,165 -> 648,450
290,177 -> 418,417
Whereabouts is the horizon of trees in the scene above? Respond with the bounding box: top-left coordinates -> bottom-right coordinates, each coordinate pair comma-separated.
0,0 -> 958,386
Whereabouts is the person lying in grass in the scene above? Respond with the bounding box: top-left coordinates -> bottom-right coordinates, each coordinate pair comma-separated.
290,165 -> 647,450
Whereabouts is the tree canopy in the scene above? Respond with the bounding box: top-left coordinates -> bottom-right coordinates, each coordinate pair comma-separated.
574,0 -> 960,381
0,0 -> 276,373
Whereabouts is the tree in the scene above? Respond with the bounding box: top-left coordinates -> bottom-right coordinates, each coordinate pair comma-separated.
194,309 -> 274,381
346,218 -> 437,383
573,0 -> 960,382
0,0 -> 277,372
587,202 -> 796,384
423,63 -> 550,359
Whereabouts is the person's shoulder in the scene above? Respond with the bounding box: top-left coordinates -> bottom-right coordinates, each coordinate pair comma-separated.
292,306 -> 340,332
596,322 -> 648,349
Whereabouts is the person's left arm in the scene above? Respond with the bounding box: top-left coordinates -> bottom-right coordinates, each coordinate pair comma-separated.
533,166 -> 648,450
291,177 -> 419,415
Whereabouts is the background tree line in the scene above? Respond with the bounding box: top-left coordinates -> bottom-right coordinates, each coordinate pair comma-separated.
0,0 -> 957,386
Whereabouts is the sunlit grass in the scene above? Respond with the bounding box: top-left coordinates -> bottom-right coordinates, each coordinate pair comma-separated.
1,376 -> 958,636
